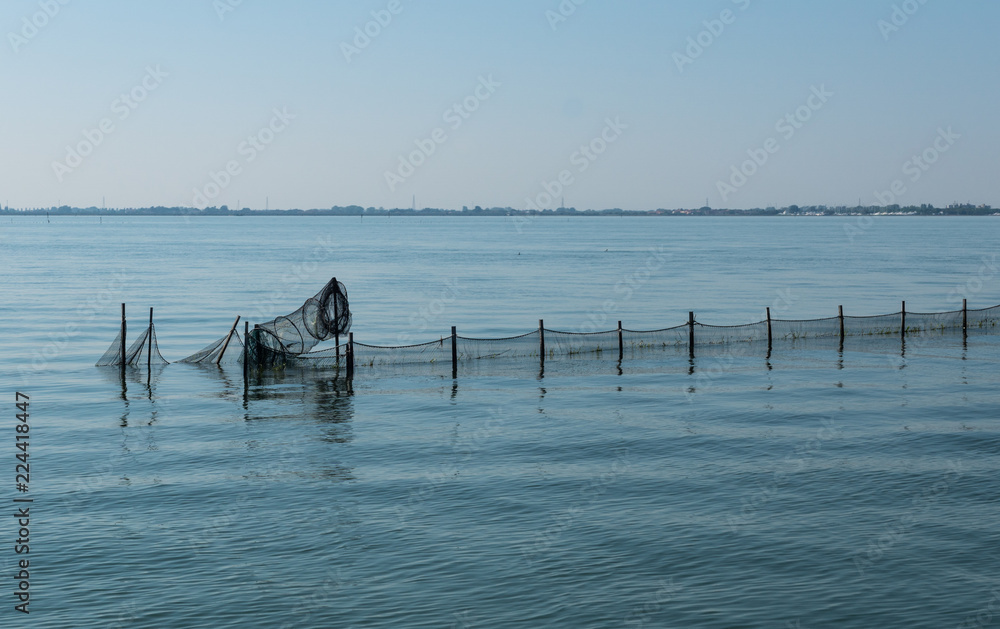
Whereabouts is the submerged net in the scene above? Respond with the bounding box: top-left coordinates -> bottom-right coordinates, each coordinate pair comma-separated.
771,317 -> 841,341
459,331 -> 540,361
285,343 -> 348,369
967,304 -> 1000,334
543,329 -> 620,358
623,325 -> 689,352
96,324 -> 169,367
695,322 -> 769,346
353,338 -> 452,367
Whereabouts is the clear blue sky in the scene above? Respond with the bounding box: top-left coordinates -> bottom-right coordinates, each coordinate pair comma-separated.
2,0 -> 997,210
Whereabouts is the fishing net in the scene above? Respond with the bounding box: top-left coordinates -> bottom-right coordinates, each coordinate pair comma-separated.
96,285 -> 1000,375
623,325 -> 689,351
967,304 -> 1000,334
905,309 -> 965,336
843,313 -> 903,337
353,338 -> 451,367
284,344 -> 349,369
458,331 -> 539,361
245,278 -> 351,369
254,278 -> 351,355
771,317 -> 841,341
695,321 -> 769,346
178,328 -> 244,364
96,328 -> 125,366
96,323 -> 169,367
543,329 -> 620,358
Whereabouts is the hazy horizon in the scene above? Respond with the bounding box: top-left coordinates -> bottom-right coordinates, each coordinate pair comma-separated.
3,1 -> 997,211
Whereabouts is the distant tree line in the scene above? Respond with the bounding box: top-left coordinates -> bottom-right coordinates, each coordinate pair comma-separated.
0,203 -> 994,217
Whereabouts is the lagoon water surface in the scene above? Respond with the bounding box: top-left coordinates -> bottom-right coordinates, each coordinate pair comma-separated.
1,216 -> 999,628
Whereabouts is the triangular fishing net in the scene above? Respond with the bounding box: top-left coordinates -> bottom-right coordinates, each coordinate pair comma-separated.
178,328 -> 244,364
96,323 -> 169,366
96,328 -> 125,366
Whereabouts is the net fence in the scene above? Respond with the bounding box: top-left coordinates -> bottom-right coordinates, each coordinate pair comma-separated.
459,331 -> 540,361
623,325 -> 689,352
330,303 -> 999,374
97,288 -> 1000,376
967,304 -> 1000,334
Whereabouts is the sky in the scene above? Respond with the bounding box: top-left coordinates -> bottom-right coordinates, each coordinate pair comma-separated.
1,0 -> 998,211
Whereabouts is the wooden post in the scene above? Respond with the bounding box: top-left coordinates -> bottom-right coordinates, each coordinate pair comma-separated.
963,298 -> 968,333
539,319 -> 546,362
147,307 -> 153,370
451,326 -> 458,378
216,316 -> 241,365
766,307 -> 773,347
243,320 -> 249,383
688,312 -> 695,358
347,332 -> 355,378
901,301 -> 906,338
617,320 -> 623,361
838,305 -> 845,343
120,303 -> 127,368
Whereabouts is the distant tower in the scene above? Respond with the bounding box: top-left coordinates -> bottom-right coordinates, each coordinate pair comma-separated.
412,194 -> 416,211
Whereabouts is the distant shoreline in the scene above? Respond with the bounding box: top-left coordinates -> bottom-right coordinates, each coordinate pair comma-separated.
1,204 -> 996,218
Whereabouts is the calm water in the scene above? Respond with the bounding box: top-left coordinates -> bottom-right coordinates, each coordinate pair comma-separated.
1,216 -> 999,628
